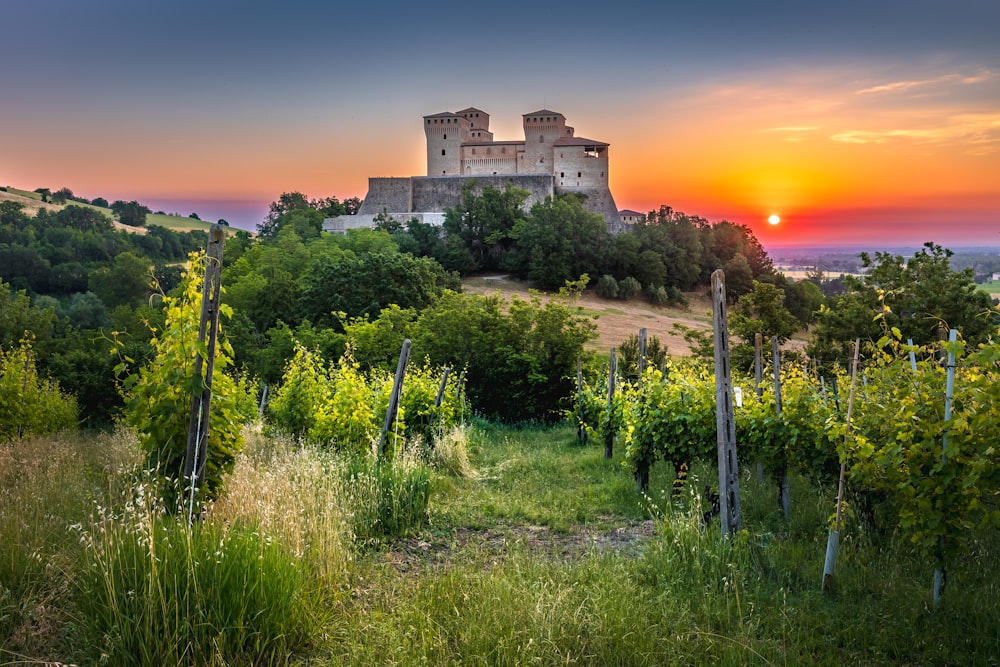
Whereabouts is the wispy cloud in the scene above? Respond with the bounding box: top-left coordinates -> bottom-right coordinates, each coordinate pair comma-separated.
830,112 -> 1000,152
855,70 -> 995,95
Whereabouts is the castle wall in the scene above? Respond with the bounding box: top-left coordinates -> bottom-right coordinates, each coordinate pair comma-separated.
356,177 -> 412,216
555,185 -> 622,233
411,175 -> 555,213
554,149 -> 610,189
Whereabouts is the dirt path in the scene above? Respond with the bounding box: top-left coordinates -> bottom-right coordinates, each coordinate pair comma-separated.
381,519 -> 657,573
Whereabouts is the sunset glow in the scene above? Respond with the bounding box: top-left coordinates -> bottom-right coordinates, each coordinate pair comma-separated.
1,3 -> 997,250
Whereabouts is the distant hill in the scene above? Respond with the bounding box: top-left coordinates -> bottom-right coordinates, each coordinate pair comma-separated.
1,186 -> 215,233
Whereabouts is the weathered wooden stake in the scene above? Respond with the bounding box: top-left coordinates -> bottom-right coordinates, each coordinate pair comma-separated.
934,328 -> 958,608
605,347 -> 617,460
576,358 -> 587,445
754,333 -> 765,480
823,338 -> 860,593
431,366 -> 450,443
379,338 -> 411,458
184,224 -> 226,522
638,327 -> 647,387
711,270 -> 742,535
773,336 -> 790,520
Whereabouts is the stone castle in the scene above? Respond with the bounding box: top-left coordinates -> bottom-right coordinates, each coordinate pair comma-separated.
324,107 -> 628,234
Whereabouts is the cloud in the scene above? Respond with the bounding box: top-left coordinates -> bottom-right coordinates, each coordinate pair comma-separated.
855,70 -> 995,95
830,112 -> 1000,152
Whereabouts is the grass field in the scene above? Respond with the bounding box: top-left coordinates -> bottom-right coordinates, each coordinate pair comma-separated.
2,424 -> 997,665
977,280 -> 1000,298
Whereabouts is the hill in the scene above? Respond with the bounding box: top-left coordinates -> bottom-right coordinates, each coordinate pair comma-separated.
462,275 -> 715,356
1,186 -> 215,233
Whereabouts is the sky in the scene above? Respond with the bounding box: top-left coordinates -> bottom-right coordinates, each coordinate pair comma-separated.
2,1 -> 998,250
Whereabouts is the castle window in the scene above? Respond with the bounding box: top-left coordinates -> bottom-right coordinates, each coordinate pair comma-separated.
443,134 -> 447,140
539,135 -> 544,143
442,149 -> 446,155
560,172 -> 564,177
472,148 -> 476,155
578,172 -> 582,178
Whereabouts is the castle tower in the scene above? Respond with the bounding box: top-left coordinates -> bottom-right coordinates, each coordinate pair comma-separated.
520,110 -> 566,174
423,112 -> 470,175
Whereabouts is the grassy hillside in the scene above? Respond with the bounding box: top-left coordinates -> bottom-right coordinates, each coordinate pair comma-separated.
1,185 -> 214,233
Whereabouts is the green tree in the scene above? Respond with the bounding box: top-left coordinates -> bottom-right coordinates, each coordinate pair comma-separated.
442,183 -> 528,272
88,251 -> 154,309
110,200 -> 151,227
513,194 -> 608,290
808,243 -> 996,365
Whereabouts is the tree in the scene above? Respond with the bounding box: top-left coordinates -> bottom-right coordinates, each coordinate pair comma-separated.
88,252 -> 154,309
808,243 -> 997,365
34,188 -> 51,203
91,197 -> 109,208
258,192 -> 311,238
442,182 -> 528,273
513,194 -> 608,290
731,281 -> 800,345
110,200 -> 151,227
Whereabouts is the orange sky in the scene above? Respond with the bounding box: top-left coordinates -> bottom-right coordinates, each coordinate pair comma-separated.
1,3 -> 997,248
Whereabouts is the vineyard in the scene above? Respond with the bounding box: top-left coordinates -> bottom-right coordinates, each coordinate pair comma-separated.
2,233 -> 999,663
574,328 -> 1000,602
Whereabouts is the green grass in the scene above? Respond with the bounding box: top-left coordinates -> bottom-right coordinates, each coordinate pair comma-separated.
976,280 -> 1000,296
2,423 -> 998,665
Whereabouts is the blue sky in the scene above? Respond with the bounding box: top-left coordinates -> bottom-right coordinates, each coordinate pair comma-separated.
2,1 -> 998,247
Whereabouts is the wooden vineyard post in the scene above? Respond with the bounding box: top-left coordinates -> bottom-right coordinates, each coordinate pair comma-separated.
432,365 -> 450,444
638,327 -> 647,387
183,224 -> 225,523
754,333 -> 764,480
576,358 -> 587,445
380,338 -> 411,458
823,338 -> 860,593
711,270 -> 742,535
773,336 -> 789,520
605,347 -> 617,460
934,328 -> 958,607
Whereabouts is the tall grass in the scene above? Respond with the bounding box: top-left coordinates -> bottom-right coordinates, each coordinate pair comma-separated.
74,484 -> 316,666
0,429 -> 139,659
207,430 -> 354,585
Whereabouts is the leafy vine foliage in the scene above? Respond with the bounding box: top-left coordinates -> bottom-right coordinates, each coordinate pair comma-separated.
116,252 -> 255,510
0,340 -> 78,440
574,331 -> 999,576
267,344 -> 465,455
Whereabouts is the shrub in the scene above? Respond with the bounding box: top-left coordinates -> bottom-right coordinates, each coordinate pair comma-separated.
0,341 -> 77,441
618,276 -> 641,300
645,284 -> 670,306
595,274 -> 619,299
118,251 -> 250,512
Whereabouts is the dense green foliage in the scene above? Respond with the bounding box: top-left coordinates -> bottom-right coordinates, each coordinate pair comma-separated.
809,242 -> 997,365
576,331 -> 1000,578
0,341 -> 78,440
117,254 -> 254,510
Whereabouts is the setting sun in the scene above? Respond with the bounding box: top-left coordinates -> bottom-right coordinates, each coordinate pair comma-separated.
768,214 -> 781,225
